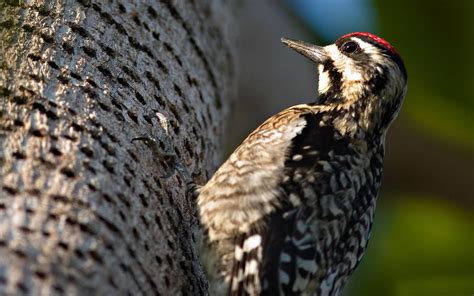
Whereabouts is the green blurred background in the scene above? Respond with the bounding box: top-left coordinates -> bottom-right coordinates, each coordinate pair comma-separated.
232,1 -> 474,295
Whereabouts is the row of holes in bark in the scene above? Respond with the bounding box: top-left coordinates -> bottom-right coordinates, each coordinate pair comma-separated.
4,118 -> 202,209
48,197 -> 162,293
22,13 -> 188,120
5,77 -> 158,172
1,174 -> 185,271
85,0 -> 223,110
0,195 -> 167,262
19,4 -> 214,145
0,237 -> 99,290
12,0 -> 225,113
67,50 -> 204,137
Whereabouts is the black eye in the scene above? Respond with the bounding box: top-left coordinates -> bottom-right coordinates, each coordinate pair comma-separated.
341,41 -> 359,54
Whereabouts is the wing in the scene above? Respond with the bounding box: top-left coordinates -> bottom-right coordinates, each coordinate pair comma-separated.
198,106 -> 311,246
198,107 -> 311,295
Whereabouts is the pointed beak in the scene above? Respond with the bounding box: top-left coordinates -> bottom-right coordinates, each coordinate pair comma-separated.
281,37 -> 328,64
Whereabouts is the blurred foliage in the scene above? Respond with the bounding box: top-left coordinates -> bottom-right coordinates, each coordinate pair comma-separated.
345,198 -> 473,296
373,0 -> 474,150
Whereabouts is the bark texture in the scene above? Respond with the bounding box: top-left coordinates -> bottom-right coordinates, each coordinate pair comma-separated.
0,0 -> 237,294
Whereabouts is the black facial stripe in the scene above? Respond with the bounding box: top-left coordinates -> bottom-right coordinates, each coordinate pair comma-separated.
368,65 -> 389,95
380,87 -> 404,129
317,59 -> 343,104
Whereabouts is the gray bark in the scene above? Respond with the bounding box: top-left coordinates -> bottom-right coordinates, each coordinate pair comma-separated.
0,0 -> 237,294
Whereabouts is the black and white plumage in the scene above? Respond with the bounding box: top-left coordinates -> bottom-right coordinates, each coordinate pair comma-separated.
196,32 -> 407,296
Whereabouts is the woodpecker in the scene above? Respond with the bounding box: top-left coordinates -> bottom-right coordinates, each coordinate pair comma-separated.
134,32 -> 407,296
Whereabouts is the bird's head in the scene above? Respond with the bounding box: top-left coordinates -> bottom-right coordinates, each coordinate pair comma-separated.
282,32 -> 407,134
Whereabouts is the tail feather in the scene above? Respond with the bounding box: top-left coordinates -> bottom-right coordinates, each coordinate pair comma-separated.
229,234 -> 263,296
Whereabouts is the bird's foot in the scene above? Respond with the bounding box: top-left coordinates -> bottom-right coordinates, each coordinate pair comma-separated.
132,112 -> 192,182
131,136 -> 176,178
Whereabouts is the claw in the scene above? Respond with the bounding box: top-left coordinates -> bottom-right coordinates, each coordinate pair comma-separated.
131,136 -> 153,143
131,112 -> 195,196
133,135 -> 177,177
131,136 -> 175,159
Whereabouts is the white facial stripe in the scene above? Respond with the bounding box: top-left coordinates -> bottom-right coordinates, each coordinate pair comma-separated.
355,39 -> 385,63
325,44 -> 344,63
317,64 -> 331,94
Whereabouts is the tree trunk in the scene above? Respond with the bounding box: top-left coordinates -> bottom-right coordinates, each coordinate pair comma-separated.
0,0 -> 237,294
